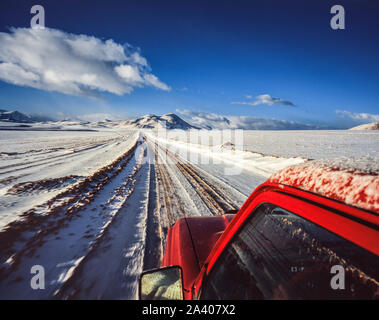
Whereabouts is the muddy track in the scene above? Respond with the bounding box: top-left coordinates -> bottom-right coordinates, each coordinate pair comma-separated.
156,155 -> 187,225
146,138 -> 187,226
6,175 -> 82,195
142,156 -> 162,271
176,162 -> 237,215
151,138 -> 240,216
0,139 -> 140,279
53,144 -> 146,299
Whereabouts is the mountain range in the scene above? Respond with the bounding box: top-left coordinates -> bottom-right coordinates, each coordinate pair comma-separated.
0,109 -> 197,130
0,109 -> 52,123
1,109 -> 378,131
114,113 -> 198,130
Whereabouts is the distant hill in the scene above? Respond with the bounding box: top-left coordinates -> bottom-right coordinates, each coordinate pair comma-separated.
116,113 -> 198,130
0,110 -> 197,130
0,109 -> 53,123
0,109 -> 34,123
1,109 -> 340,131
349,122 -> 379,130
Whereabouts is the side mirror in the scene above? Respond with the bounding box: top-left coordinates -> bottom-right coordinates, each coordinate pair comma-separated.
139,266 -> 184,300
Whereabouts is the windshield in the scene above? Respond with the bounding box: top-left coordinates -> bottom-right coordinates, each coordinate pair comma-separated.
201,203 -> 379,299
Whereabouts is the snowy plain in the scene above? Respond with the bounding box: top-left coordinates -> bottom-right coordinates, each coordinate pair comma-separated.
0,130 -> 138,229
146,129 -> 378,196
162,129 -> 379,159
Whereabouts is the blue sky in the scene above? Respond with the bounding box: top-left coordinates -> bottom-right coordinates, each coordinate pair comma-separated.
0,0 -> 378,128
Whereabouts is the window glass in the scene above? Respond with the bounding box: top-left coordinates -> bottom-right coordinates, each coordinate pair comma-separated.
201,203 -> 379,299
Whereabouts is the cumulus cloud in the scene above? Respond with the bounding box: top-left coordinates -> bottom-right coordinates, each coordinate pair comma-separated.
176,109 -> 317,130
177,109 -> 231,129
0,27 -> 170,98
231,94 -> 294,107
143,74 -> 171,91
336,110 -> 379,123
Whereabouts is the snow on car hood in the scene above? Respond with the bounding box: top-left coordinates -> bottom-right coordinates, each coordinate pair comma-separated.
268,156 -> 379,213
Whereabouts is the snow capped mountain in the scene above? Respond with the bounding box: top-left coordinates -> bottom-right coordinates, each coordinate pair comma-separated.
116,113 -> 198,130
160,113 -> 199,129
0,109 -> 34,123
0,109 -> 52,123
0,109 -> 198,131
349,122 -> 379,130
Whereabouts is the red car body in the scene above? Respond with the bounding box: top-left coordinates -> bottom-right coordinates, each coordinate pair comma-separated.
161,181 -> 379,300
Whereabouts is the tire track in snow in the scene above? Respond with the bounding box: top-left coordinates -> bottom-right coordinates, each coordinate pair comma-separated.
0,141 -> 111,174
142,142 -> 162,271
0,139 -> 140,286
153,145 -> 188,225
143,134 -> 243,260
146,138 -> 194,256
0,140 -> 146,299
54,140 -> 151,299
150,136 -> 241,216
176,162 -> 238,215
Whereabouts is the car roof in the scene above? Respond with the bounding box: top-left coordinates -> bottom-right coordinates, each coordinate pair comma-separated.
268,156 -> 379,213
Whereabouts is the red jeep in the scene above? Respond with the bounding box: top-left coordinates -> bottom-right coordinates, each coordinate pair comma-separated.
139,161 -> 379,300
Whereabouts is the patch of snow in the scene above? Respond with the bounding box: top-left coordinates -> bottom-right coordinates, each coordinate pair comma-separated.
268,156 -> 379,212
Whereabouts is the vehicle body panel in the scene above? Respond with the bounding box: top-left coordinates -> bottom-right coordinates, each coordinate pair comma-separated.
161,182 -> 379,299
161,214 -> 234,299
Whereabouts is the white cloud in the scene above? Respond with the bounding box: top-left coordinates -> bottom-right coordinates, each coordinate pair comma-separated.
143,74 -> 171,91
0,62 -> 40,85
176,109 -> 317,130
336,110 -> 379,123
0,27 -> 170,98
115,64 -> 144,83
232,94 -> 294,106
